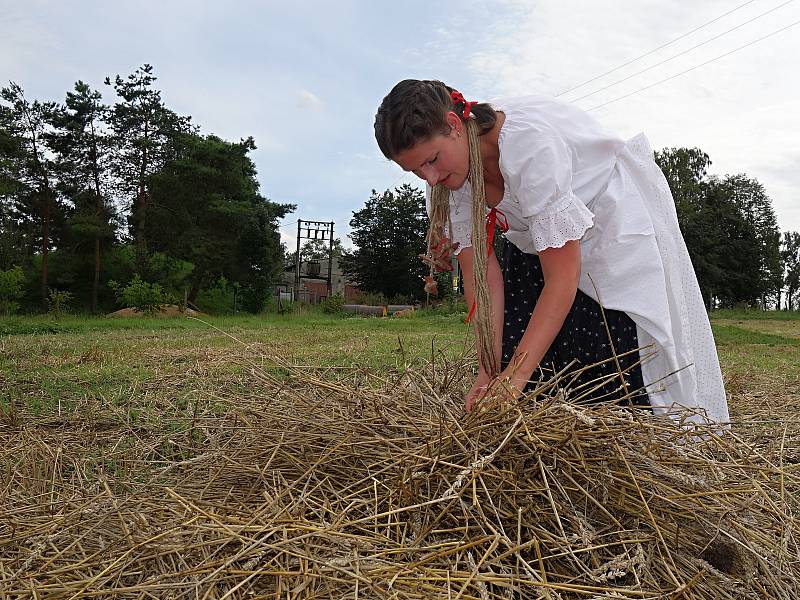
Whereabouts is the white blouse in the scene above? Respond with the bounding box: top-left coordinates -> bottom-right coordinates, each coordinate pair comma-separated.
431,95 -> 624,256
427,95 -> 730,425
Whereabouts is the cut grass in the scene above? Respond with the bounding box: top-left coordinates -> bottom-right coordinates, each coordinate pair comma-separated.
714,318 -> 800,340
712,322 -> 800,346
0,312 -> 472,417
1,310 -> 797,428
711,308 -> 800,321
1,310 -> 797,565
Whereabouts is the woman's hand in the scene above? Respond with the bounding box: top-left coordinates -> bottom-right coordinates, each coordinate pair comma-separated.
458,247 -> 505,412
464,356 -> 533,412
464,370 -> 491,413
464,241 -> 581,415
492,365 -> 531,401
465,364 -> 532,412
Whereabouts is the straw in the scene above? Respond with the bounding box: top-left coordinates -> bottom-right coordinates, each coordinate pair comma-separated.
1,345 -> 798,598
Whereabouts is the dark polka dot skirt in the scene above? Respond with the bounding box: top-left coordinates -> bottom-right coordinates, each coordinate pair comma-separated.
501,241 -> 650,408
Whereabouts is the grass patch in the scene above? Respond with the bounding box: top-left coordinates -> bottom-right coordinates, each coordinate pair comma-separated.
0,312 -> 473,420
711,323 -> 800,346
2,310 -> 796,425
711,308 -> 800,321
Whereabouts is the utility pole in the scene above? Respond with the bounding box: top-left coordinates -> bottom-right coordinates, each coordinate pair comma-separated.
294,220 -> 302,301
327,222 -> 334,298
294,220 -> 335,301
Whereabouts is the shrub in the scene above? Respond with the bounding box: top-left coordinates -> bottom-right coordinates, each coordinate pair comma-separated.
434,271 -> 456,302
240,276 -> 270,314
0,266 -> 25,315
47,289 -> 74,320
196,277 -> 236,314
389,293 -> 413,305
109,274 -> 171,315
262,294 -> 282,314
321,293 -> 345,314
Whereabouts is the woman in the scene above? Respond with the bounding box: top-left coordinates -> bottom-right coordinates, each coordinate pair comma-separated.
374,79 -> 729,424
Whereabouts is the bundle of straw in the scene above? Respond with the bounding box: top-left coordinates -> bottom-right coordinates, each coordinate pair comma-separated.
1,348 -> 798,599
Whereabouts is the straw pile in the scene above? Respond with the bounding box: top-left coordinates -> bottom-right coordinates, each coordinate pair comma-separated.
2,348 -> 799,599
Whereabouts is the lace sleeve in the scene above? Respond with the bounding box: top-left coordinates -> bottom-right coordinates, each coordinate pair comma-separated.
528,192 -> 594,251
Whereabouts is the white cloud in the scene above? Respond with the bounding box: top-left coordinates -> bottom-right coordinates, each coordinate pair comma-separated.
460,0 -> 800,232
1,0 -> 797,234
297,89 -> 323,111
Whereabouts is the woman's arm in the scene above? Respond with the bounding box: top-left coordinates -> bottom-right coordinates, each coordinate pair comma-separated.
457,247 -> 505,410
502,239 -> 581,391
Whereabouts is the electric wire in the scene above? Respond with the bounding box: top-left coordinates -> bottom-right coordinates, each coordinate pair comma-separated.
585,18 -> 800,111
567,0 -> 794,104
556,0 -> 761,97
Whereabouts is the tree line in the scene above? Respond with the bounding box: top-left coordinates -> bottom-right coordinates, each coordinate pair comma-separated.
342,155 -> 800,310
2,67 -> 798,314
654,148 -> 799,310
0,64 -> 293,315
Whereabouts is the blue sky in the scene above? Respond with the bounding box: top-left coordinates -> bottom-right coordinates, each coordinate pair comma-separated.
3,0 -> 799,249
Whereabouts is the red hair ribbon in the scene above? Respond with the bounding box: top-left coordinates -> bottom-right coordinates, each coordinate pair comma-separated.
465,207 -> 509,324
486,207 -> 509,256
450,90 -> 477,119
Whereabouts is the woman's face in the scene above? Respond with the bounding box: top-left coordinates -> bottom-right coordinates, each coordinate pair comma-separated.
393,112 -> 469,190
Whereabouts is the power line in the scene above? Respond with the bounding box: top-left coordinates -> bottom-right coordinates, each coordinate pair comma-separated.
568,0 -> 794,104
556,0 -> 760,97
585,18 -> 800,112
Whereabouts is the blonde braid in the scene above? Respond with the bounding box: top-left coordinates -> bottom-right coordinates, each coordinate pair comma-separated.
465,119 -> 498,376
422,184 -> 451,297
427,185 -> 451,260
424,119 -> 498,377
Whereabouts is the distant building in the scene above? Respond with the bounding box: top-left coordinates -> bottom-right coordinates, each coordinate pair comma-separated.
276,257 -> 360,304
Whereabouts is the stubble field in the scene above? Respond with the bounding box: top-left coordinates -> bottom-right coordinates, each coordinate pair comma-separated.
1,309 -> 798,597
2,309 -> 798,447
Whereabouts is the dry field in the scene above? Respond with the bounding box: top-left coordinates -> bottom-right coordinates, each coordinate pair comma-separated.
1,311 -> 798,598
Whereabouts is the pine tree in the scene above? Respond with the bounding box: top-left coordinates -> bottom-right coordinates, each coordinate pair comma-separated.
0,82 -> 65,308
104,64 -> 192,272
48,81 -> 115,312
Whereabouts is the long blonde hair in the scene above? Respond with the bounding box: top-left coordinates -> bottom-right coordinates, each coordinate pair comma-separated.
427,120 -> 498,376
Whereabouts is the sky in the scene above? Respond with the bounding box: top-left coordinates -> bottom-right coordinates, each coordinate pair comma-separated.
3,0 -> 799,250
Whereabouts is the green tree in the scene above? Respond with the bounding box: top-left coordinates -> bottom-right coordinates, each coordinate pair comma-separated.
0,82 -> 67,309
302,237 -> 344,260
0,206 -> 29,272
655,148 -> 781,309
0,121 -> 25,199
287,237 -> 344,268
104,64 -> 192,271
340,184 -> 428,302
234,201 -> 292,312
702,180 -> 760,307
146,133 -> 293,310
713,174 -> 781,308
781,231 -> 800,310
654,147 -> 711,223
0,122 -> 32,270
0,265 -> 25,315
48,81 -> 116,313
